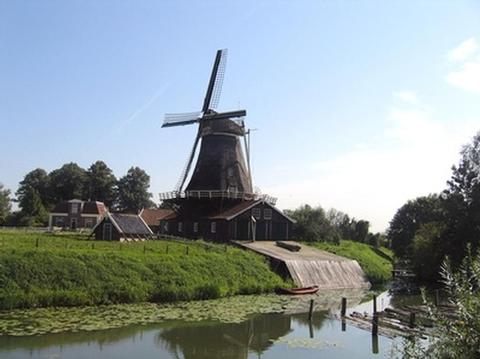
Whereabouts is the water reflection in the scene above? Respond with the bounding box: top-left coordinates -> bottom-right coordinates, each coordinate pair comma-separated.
156,314 -> 294,359
0,290 -> 410,359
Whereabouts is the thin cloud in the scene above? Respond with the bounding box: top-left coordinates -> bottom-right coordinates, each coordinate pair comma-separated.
447,37 -> 478,63
270,96 -> 477,232
393,91 -> 419,105
445,37 -> 480,94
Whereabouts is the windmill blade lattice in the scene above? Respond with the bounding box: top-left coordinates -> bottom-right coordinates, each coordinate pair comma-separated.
209,49 -> 227,110
162,111 -> 202,127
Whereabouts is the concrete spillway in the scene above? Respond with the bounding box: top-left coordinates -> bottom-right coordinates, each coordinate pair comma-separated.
235,241 -> 370,289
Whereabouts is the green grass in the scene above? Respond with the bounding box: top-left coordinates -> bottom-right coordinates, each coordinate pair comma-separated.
308,240 -> 393,285
0,231 -> 286,310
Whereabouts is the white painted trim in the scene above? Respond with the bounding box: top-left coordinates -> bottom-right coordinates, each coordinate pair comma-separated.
224,201 -> 295,223
138,214 -> 154,234
49,213 -> 68,217
68,199 -> 83,203
108,213 -> 123,234
80,214 -> 102,218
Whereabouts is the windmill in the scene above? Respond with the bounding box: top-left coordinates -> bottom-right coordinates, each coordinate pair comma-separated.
162,49 -> 254,197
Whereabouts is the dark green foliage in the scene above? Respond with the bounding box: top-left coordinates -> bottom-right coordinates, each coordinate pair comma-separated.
403,253 -> 480,358
0,183 -> 11,225
17,187 -> 49,226
388,194 -> 443,258
352,220 -> 369,243
16,168 -> 51,209
117,167 -> 154,213
49,163 -> 87,202
390,130 -> 480,283
286,205 -> 339,242
411,222 -> 446,282
85,161 -> 117,208
0,231 -> 285,310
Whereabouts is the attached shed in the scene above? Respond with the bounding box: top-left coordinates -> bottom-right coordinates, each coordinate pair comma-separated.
139,208 -> 174,233
160,200 -> 295,241
92,213 -> 153,241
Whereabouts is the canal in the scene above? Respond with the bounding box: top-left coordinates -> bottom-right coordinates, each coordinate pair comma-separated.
0,289 -> 414,359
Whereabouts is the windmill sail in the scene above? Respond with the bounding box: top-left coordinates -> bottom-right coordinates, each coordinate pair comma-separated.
202,49 -> 227,112
162,111 -> 202,127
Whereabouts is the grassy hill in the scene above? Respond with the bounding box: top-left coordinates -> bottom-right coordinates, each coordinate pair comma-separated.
0,231 -> 286,310
309,240 -> 393,285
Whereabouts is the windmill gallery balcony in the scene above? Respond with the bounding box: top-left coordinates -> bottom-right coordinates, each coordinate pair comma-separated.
159,190 -> 277,206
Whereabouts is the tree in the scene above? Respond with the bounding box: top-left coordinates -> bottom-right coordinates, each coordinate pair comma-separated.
286,204 -> 338,242
18,187 -> 48,226
85,161 -> 117,208
442,130 -> 480,264
387,194 -> 443,258
352,220 -> 370,243
0,183 -> 11,225
117,167 -> 154,213
16,168 -> 51,210
48,163 -> 87,203
411,222 -> 446,282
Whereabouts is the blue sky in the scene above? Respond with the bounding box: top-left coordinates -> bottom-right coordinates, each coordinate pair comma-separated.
1,1 -> 480,231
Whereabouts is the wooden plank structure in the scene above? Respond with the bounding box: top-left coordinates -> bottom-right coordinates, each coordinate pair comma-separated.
235,241 -> 371,289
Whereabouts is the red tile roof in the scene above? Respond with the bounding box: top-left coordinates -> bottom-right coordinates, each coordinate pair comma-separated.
83,201 -> 107,215
139,208 -> 174,226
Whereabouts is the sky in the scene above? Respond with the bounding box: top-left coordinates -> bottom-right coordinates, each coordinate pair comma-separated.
1,1 -> 480,232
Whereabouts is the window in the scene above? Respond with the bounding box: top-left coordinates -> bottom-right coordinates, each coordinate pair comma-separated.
55,217 -> 64,226
211,221 -> 216,233
252,208 -> 261,219
178,222 -> 183,232
193,222 -> 198,233
85,219 -> 93,228
264,209 -> 273,220
71,203 -> 79,214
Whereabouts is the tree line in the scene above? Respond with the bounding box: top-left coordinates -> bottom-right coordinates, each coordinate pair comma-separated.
285,204 -> 386,247
0,161 -> 155,226
388,130 -> 480,282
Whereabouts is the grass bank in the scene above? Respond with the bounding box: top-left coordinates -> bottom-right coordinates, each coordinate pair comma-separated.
0,231 -> 286,310
308,240 -> 393,284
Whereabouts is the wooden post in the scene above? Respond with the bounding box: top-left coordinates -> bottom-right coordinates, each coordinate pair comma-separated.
143,245 -> 146,254
91,243 -> 95,250
373,295 -> 377,315
341,319 -> 346,332
434,289 -> 440,307
224,245 -> 227,252
309,320 -> 314,338
308,299 -> 314,321
372,313 -> 378,336
372,332 -> 379,354
35,238 -> 39,248
186,246 -> 189,255
166,245 -> 169,254
409,312 -> 416,328
341,297 -> 347,317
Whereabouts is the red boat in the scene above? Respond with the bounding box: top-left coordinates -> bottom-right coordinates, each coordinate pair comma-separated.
278,285 -> 319,295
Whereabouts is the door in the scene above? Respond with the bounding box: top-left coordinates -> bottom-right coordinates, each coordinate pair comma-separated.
71,218 -> 77,230
103,223 -> 112,240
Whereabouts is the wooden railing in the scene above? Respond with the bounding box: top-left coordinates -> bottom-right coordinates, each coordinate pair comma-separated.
159,190 -> 277,205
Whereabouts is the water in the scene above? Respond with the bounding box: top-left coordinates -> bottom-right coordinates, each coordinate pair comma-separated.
0,291 -> 415,359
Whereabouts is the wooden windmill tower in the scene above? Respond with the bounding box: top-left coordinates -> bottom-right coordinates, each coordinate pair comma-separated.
159,50 -> 292,241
